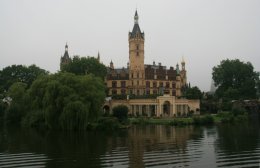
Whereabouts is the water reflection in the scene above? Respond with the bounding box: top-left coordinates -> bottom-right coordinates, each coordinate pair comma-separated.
0,123 -> 260,167
215,122 -> 260,167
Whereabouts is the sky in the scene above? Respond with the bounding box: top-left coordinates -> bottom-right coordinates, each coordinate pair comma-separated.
0,0 -> 259,91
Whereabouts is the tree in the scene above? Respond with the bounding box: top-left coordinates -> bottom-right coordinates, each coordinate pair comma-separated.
0,64 -> 48,93
184,86 -> 202,99
23,72 -> 106,130
5,82 -> 28,125
61,56 -> 107,80
212,59 -> 258,100
112,105 -> 128,122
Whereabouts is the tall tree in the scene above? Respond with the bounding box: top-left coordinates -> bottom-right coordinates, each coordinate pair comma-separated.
5,82 -> 28,125
0,64 -> 48,93
24,72 -> 106,129
212,59 -> 259,99
61,56 -> 107,80
183,86 -> 202,99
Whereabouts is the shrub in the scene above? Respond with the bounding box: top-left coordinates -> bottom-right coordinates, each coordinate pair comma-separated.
112,105 -> 128,123
96,117 -> 120,130
232,104 -> 247,116
193,115 -> 214,125
217,111 -> 234,123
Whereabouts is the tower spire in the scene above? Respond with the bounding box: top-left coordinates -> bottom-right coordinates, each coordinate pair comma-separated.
65,42 -> 68,51
134,10 -> 139,24
129,10 -> 144,39
97,51 -> 100,62
181,56 -> 185,70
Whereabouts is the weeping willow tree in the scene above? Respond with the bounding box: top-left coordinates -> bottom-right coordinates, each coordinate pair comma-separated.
23,72 -> 106,130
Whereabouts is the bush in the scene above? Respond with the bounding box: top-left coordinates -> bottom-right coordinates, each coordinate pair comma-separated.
193,115 -> 214,125
169,119 -> 189,126
217,111 -> 234,123
232,104 -> 247,116
95,117 -> 120,130
59,101 -> 90,130
22,110 -> 46,129
0,102 -> 7,120
4,104 -> 25,125
112,105 -> 128,123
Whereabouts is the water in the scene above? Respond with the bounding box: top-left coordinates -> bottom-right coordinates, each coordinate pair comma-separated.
0,123 -> 260,168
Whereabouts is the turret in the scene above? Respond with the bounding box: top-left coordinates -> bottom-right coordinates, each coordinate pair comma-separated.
181,57 -> 185,71
110,60 -> 114,69
60,43 -> 71,70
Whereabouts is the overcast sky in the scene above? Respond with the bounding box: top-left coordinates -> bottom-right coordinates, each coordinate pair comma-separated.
1,0 -> 259,91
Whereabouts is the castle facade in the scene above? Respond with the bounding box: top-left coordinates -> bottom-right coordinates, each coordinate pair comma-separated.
60,11 -> 200,117
104,11 -> 199,117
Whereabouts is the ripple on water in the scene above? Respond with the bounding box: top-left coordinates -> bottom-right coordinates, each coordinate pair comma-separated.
0,153 -> 49,168
216,147 -> 260,167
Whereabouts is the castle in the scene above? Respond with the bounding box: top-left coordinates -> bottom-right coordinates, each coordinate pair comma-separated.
60,11 -> 200,117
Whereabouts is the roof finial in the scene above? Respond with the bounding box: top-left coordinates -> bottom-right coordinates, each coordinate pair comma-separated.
134,10 -> 139,24
182,55 -> 185,64
65,42 -> 68,51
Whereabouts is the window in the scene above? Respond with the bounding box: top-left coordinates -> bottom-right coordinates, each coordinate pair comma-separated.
136,52 -> 139,56
146,81 -> 150,88
153,89 -> 157,94
172,90 -> 176,96
146,89 -> 150,95
112,81 -> 117,88
112,89 -> 117,95
137,90 -> 140,95
136,44 -> 139,50
166,82 -> 169,88
137,80 -> 139,85
121,89 -> 126,95
121,81 -> 126,88
137,73 -> 139,78
172,83 -> 176,88
159,82 -> 163,87
130,89 -> 133,94
153,82 -> 157,88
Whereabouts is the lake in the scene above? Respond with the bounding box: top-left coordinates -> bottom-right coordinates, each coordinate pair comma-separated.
0,122 -> 260,168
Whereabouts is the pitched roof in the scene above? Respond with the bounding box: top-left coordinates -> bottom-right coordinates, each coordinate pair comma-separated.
130,24 -> 144,38
129,10 -> 144,39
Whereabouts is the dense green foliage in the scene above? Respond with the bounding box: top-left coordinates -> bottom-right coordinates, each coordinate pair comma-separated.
193,115 -> 214,125
61,56 -> 107,80
112,105 -> 128,122
5,82 -> 29,125
183,86 -> 202,99
216,111 -> 248,123
212,59 -> 259,100
0,64 -> 48,93
22,72 -> 106,130
95,117 -> 121,130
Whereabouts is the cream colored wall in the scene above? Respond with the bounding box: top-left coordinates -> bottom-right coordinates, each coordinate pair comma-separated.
106,96 -> 200,116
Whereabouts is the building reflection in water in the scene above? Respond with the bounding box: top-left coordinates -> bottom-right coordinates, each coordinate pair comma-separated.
102,125 -> 204,168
